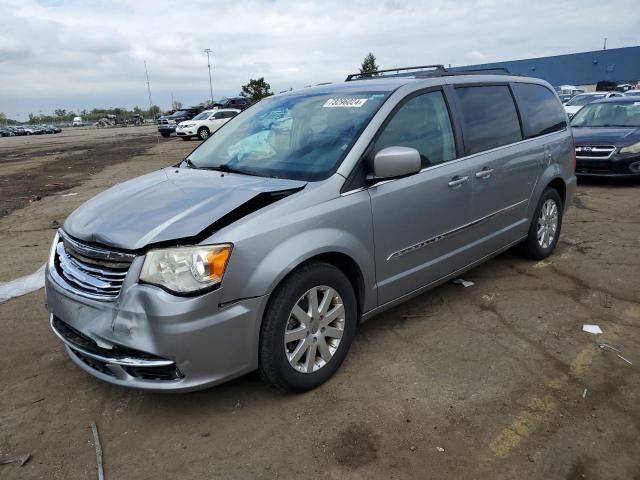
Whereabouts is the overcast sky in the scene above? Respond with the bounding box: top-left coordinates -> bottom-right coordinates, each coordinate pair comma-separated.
0,0 -> 638,118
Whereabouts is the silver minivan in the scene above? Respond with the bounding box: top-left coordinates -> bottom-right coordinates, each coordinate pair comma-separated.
46,66 -> 576,392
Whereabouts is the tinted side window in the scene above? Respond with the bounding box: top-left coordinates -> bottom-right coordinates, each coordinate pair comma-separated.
511,83 -> 567,138
374,90 -> 456,167
455,86 -> 522,155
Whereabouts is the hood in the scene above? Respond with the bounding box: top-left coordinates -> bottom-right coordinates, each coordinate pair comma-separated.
572,126 -> 640,147
63,168 -> 306,250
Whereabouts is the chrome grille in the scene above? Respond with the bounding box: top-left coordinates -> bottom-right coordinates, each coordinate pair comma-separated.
53,234 -> 134,300
575,145 -> 616,159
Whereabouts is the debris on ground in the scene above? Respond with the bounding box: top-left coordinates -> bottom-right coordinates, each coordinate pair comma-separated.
61,192 -> 78,197
90,422 -> 105,480
582,388 -> 588,399
616,354 -> 633,366
599,344 -> 633,366
436,446 -> 445,453
0,264 -> 45,304
600,293 -> 613,308
582,324 -> 603,335
452,278 -> 474,288
532,260 -> 552,269
600,344 -> 621,353
0,453 -> 31,467
50,220 -> 60,229
481,294 -> 495,302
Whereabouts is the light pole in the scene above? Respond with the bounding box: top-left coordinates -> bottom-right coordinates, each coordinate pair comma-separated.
204,48 -> 214,105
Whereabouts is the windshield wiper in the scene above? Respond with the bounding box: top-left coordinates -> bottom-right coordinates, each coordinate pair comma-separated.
182,158 -> 198,169
202,164 -> 261,176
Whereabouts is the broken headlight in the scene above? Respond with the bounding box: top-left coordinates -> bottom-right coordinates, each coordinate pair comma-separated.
140,244 -> 232,294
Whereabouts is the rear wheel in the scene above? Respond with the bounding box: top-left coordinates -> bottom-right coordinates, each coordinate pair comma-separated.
198,127 -> 210,140
520,187 -> 563,260
258,262 -> 357,392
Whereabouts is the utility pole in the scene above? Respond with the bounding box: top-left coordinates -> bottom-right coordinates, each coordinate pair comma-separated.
144,60 -> 154,119
603,37 -> 607,50
204,48 -> 214,105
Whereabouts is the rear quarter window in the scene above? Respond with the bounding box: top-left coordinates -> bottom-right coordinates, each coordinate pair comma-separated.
455,85 -> 522,155
511,83 -> 567,138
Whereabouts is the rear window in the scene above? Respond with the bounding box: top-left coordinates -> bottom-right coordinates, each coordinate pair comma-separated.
455,85 -> 522,155
511,83 -> 567,138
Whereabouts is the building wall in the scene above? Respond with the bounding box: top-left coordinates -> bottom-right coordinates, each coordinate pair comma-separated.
452,46 -> 640,87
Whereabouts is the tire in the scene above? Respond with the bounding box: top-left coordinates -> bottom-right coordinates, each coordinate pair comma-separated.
520,187 -> 563,260
258,262 -> 357,393
197,127 -> 210,140
181,136 -> 191,141
160,131 -> 170,138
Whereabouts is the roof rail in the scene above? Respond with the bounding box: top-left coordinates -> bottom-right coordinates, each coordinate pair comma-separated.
345,65 -> 446,81
447,67 -> 511,75
346,65 -> 514,82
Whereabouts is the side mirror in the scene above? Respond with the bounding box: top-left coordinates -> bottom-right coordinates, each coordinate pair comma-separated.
370,146 -> 421,180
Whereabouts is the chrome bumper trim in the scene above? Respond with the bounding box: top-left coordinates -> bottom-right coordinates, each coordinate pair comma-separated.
49,314 -> 174,368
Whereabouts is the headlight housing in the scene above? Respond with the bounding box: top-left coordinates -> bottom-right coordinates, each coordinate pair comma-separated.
181,123 -> 196,128
619,142 -> 640,154
140,244 -> 232,294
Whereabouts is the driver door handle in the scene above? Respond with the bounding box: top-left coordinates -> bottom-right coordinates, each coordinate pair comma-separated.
448,175 -> 469,189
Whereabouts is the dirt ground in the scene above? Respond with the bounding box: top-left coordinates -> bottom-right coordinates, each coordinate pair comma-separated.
0,128 -> 638,480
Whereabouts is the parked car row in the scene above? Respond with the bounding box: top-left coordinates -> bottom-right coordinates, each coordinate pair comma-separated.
564,91 -> 625,117
156,97 -> 251,138
0,125 -> 62,137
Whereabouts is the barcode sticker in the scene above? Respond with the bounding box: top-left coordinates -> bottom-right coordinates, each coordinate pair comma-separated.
323,98 -> 368,108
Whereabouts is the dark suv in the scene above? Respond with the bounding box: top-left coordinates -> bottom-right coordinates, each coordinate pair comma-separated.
157,108 -> 203,137
212,97 -> 251,110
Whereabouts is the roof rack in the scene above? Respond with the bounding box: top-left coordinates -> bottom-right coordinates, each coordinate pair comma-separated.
345,65 -> 513,81
345,65 -> 446,81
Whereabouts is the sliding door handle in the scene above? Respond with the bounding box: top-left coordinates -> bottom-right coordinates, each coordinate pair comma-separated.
475,168 -> 494,179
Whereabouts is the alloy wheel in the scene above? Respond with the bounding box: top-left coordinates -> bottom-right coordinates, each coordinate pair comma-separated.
537,199 -> 558,249
284,286 -> 345,373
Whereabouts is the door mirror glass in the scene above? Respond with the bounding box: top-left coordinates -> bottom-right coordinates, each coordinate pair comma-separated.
371,146 -> 421,180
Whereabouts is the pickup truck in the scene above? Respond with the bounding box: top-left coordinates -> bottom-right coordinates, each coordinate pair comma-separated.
157,108 -> 202,137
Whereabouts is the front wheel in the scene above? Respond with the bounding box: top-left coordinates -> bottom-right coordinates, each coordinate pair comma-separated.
258,262 -> 357,393
160,131 -> 170,138
198,127 -> 210,140
181,136 -> 190,141
520,187 -> 563,260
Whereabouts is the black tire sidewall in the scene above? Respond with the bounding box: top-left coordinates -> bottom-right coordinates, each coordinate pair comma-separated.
525,188 -> 563,260
259,262 -> 357,392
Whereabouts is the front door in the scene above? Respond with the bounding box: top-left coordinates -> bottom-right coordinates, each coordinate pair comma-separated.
368,90 -> 475,305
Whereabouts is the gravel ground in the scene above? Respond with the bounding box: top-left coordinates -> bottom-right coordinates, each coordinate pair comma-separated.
0,127 -> 638,479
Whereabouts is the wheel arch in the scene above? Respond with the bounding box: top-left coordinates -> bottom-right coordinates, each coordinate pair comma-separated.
546,177 -> 567,210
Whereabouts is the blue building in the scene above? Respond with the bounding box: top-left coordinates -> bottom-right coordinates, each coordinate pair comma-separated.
453,46 -> 640,88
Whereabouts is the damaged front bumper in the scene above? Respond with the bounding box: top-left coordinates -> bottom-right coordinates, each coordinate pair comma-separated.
45,260 -> 269,392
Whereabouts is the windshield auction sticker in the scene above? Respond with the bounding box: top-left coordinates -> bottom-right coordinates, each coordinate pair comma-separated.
323,98 -> 368,108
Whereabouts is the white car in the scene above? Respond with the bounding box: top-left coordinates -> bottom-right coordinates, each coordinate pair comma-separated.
624,89 -> 640,97
176,109 -> 241,140
564,92 -> 624,117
